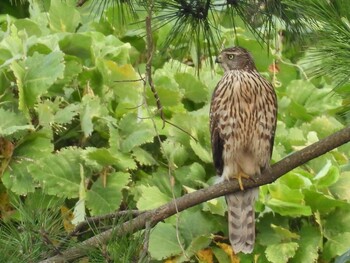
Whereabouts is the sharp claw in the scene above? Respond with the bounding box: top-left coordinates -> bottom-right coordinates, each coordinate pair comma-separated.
234,172 -> 250,191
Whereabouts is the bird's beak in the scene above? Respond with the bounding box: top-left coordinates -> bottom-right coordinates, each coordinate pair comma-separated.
215,55 -> 222,63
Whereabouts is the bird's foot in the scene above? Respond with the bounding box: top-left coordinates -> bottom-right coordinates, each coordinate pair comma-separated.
233,172 -> 250,191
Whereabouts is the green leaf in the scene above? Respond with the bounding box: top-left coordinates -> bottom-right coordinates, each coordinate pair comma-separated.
49,1 -> 81,33
119,114 -> 155,152
177,235 -> 211,262
162,139 -> 189,167
29,148 -> 83,198
59,33 -> 92,60
136,185 -> 171,210
271,224 -> 300,241
148,222 -> 184,260
2,163 -> 35,195
120,129 -> 154,153
85,148 -> 120,167
2,131 -> 53,194
303,190 -> 346,213
265,242 -> 299,263
0,108 -> 33,136
86,172 -> 130,215
80,94 -> 107,137
324,207 -> 350,238
175,72 -> 208,103
132,147 -> 157,166
266,198 -> 312,217
11,51 -> 65,115
212,247 -> 231,263
313,160 -> 340,187
324,233 -> 350,261
190,139 -> 212,163
178,207 -> 224,246
330,172 -> 350,201
268,183 -> 304,204
290,225 -> 322,263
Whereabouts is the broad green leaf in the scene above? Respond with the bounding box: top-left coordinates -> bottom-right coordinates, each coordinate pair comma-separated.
14,19 -> 42,37
177,235 -> 211,262
268,183 -> 304,204
290,225 -> 321,263
49,1 -> 81,33
11,51 -> 65,115
136,185 -> 171,210
132,147 -> 158,166
86,172 -> 130,215
83,148 -> 137,171
54,103 -> 79,124
277,171 -> 312,189
72,165 -> 86,225
271,224 -> 300,241
265,242 -> 298,263
113,151 -> 137,171
202,197 -> 226,216
0,108 -> 33,136
2,131 -> 53,194
29,148 -> 83,198
59,33 -> 92,60
324,207 -> 350,238
266,198 -> 312,217
120,128 -> 154,153
313,160 -> 340,187
330,172 -> 350,201
175,162 -> 206,187
303,190 -> 346,213
148,222 -> 184,260
190,139 -> 212,163
178,207 -> 224,246
324,233 -> 350,261
107,62 -> 141,104
118,114 -> 155,152
85,148 -> 120,167
2,163 -> 35,195
80,94 -> 107,137
175,72 -> 208,103
212,247 -> 231,263
162,140 -> 189,167
257,213 -> 289,246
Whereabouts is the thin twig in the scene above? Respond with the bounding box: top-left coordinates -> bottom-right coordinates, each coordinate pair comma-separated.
40,126 -> 350,263
145,8 -> 165,129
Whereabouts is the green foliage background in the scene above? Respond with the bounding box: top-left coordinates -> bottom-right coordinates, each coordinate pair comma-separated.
0,0 -> 349,262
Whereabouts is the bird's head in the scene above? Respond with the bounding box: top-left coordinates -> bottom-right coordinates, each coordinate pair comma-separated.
215,46 -> 256,72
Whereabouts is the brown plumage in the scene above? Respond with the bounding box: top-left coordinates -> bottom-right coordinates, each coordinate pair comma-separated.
210,46 -> 277,253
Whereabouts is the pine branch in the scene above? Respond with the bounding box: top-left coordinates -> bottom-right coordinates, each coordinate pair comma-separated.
40,125 -> 350,263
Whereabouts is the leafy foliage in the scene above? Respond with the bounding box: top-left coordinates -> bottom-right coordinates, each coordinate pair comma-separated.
0,0 -> 349,262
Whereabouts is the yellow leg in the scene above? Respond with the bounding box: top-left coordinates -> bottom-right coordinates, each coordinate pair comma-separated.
233,172 -> 250,190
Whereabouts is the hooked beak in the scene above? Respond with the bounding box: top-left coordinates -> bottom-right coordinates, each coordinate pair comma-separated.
215,55 -> 222,64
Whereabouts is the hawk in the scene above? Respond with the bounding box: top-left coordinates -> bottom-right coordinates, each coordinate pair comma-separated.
210,47 -> 277,253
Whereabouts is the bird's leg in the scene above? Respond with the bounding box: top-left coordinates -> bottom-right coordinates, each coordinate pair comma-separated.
233,172 -> 250,190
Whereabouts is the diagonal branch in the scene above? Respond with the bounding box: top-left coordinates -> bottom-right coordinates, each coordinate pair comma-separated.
40,125 -> 350,263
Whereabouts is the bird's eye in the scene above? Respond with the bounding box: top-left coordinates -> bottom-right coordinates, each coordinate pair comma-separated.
228,54 -> 235,60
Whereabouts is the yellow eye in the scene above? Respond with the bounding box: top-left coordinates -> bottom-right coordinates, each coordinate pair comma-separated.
228,54 -> 234,60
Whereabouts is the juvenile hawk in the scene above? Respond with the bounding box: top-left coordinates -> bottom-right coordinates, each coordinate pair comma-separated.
210,46 -> 277,253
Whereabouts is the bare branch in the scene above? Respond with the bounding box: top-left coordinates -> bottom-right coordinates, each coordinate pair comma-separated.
40,126 -> 350,262
145,4 -> 166,128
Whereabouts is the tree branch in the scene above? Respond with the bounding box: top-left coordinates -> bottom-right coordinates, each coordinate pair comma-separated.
40,125 -> 350,262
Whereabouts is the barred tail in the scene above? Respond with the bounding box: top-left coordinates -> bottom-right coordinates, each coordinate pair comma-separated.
226,188 -> 258,254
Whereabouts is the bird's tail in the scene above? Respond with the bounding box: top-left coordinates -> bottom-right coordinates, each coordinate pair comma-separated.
226,188 -> 258,254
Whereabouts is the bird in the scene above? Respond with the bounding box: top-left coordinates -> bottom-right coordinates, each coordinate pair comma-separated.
209,46 -> 277,254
